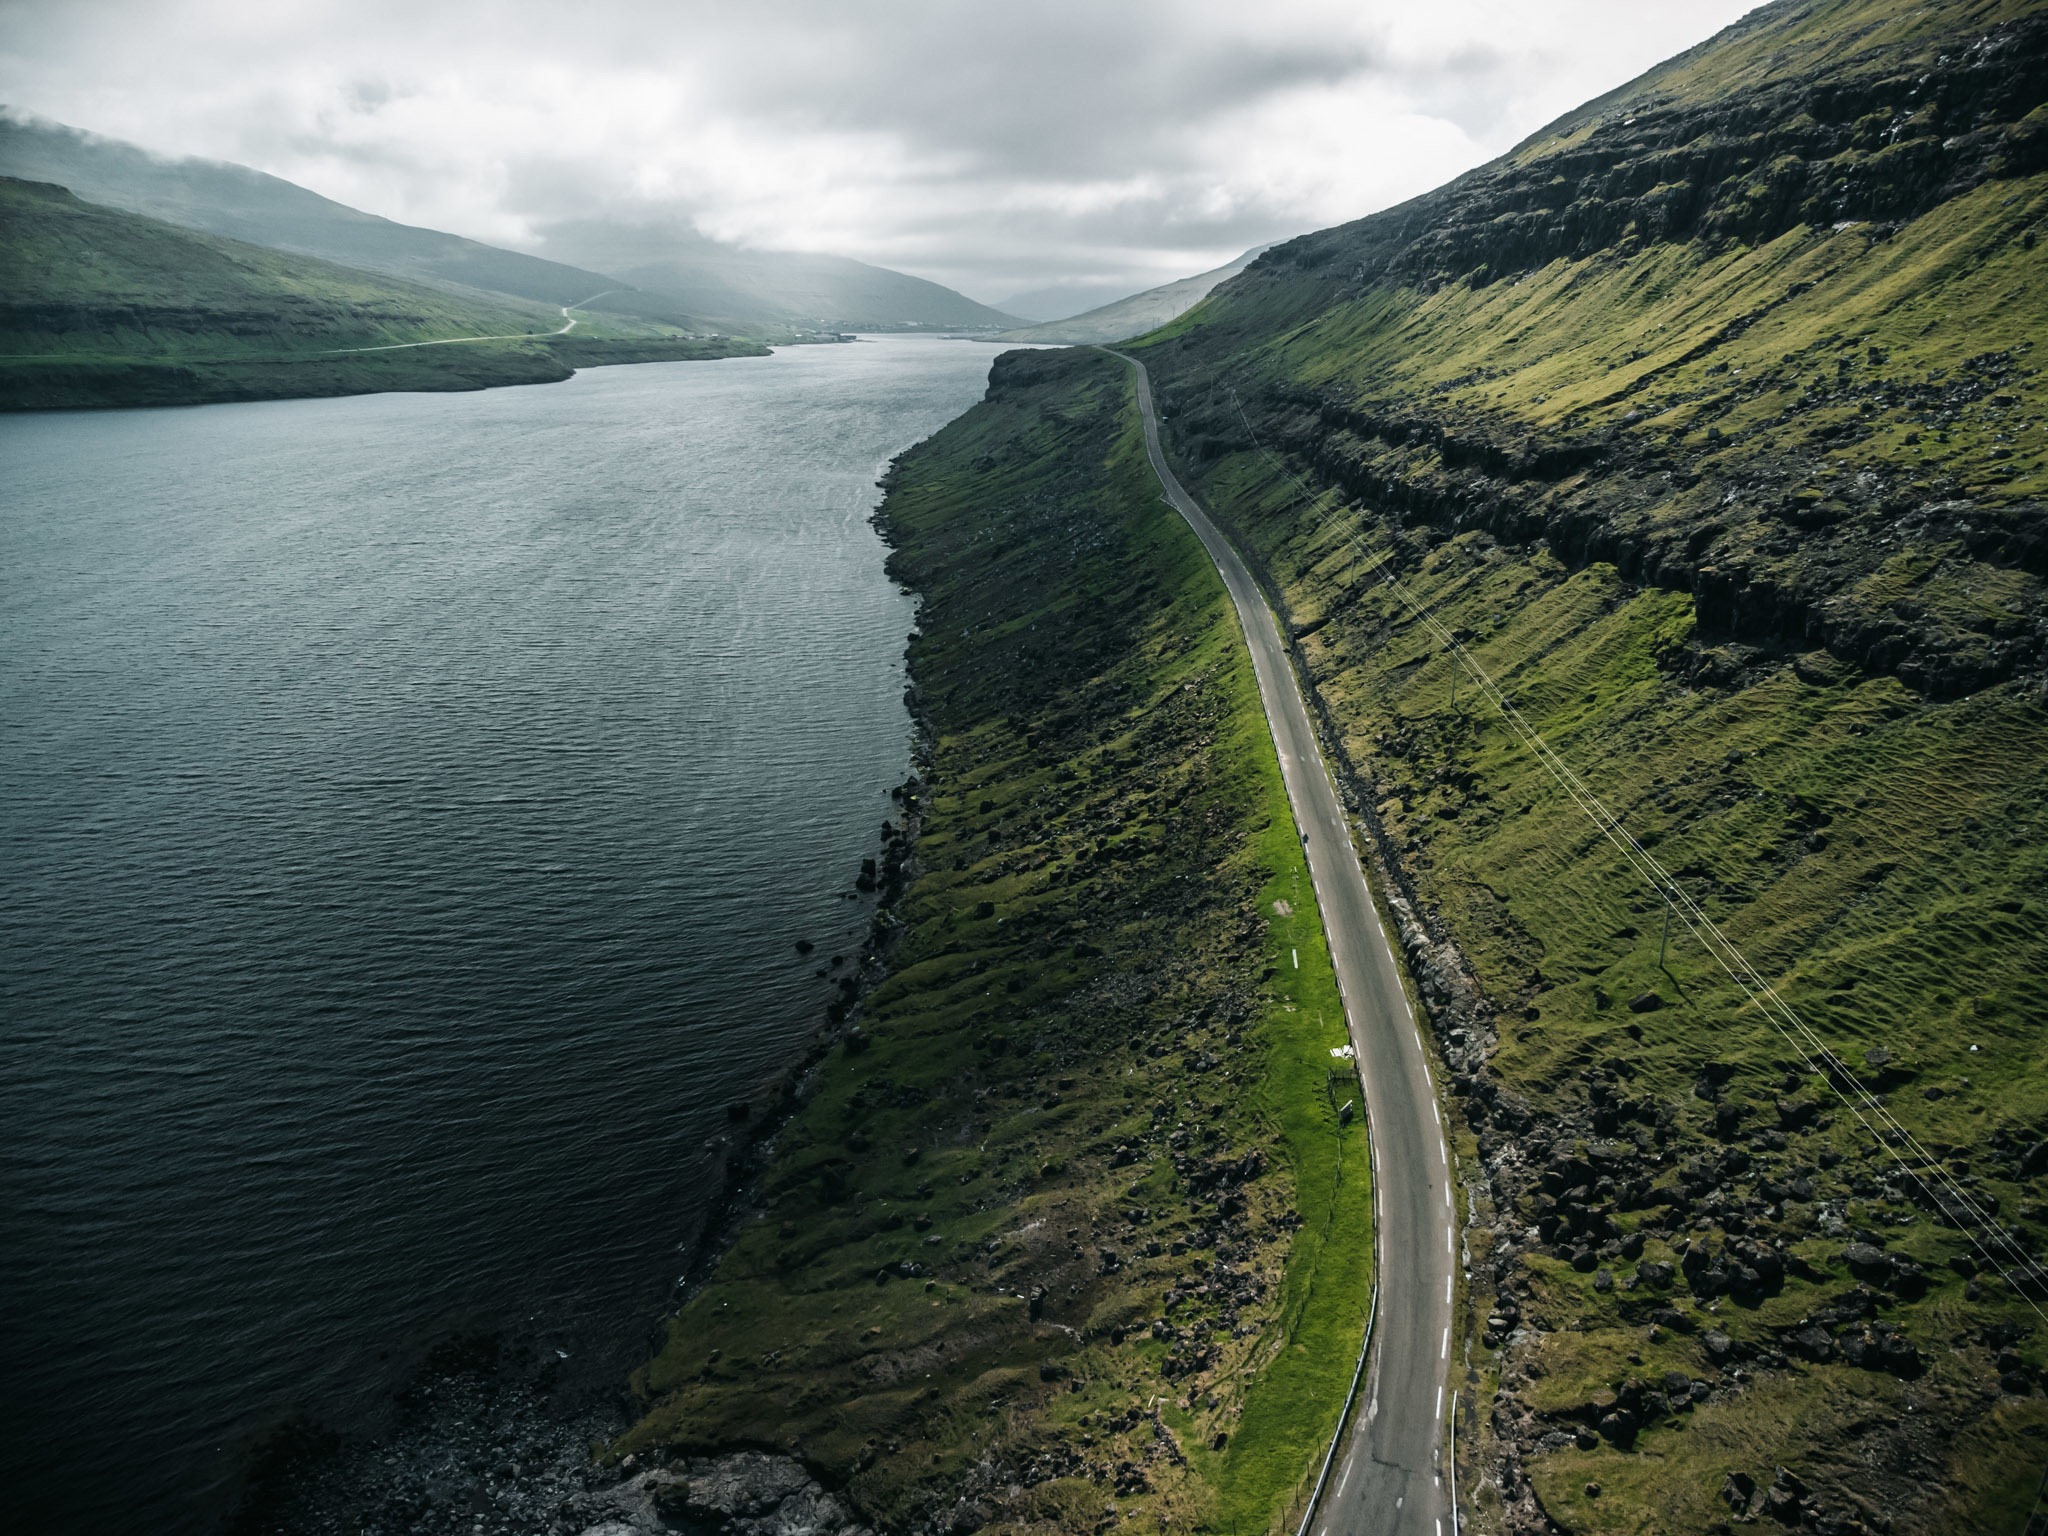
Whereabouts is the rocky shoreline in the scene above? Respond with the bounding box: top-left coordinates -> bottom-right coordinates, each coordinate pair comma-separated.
237,778 -> 933,1536
243,1358 -> 872,1536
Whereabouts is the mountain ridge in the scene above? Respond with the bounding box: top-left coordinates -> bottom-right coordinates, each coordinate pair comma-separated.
0,109 -> 704,328
531,216 -> 1022,331
0,175 -> 763,410
0,110 -> 1017,333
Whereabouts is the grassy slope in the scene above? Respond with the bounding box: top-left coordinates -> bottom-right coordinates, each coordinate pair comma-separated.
0,177 -> 764,409
1123,0 -> 2048,1530
617,348 -> 1373,1536
0,110 -> 711,325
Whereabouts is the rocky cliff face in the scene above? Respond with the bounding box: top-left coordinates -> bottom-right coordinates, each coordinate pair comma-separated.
1146,0 -> 2047,702
1264,8 -> 2047,294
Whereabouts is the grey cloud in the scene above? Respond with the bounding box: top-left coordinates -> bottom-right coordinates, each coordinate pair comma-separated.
0,0 -> 1761,303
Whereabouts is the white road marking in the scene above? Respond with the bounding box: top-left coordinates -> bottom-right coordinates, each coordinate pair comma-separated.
1441,1326 -> 1449,1358
1337,1461 -> 1353,1499
1446,1228 -> 1452,1253
1126,357 -> 1464,1522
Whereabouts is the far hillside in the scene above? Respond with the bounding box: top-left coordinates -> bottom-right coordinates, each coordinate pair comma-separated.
0,178 -> 759,410
0,109 -> 704,330
531,218 -> 1025,332
0,110 -> 1019,335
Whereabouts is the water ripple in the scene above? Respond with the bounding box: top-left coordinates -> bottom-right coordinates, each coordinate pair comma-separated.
0,337 -> 999,1533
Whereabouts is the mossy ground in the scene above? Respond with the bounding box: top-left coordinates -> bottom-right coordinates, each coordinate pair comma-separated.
617,349 -> 1375,1536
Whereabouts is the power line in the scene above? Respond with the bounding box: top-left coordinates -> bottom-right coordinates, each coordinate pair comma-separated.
1223,387 -> 2048,1313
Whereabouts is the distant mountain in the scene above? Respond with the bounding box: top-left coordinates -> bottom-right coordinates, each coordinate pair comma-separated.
0,174 -> 559,407
532,218 -> 1022,332
0,110 -> 702,328
990,279 -> 1147,324
992,245 -> 1273,344
0,110 -> 1018,334
0,176 -> 761,410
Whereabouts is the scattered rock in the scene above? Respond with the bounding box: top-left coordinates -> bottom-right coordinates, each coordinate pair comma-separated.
593,1453 -> 868,1536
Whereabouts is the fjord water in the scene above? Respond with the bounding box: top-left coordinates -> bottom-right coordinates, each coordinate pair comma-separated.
0,337 -> 997,1531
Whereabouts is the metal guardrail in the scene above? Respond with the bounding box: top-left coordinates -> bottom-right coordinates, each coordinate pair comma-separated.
1450,1389 -> 1461,1536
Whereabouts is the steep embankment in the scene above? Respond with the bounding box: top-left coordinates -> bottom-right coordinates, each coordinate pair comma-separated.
616,347 -> 1375,1536
0,178 -> 763,410
1123,0 -> 2048,1531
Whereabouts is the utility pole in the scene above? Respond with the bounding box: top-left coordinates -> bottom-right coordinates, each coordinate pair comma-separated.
1659,883 -> 1676,969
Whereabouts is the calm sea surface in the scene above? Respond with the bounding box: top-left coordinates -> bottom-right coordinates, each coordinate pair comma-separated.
0,337 -> 1000,1532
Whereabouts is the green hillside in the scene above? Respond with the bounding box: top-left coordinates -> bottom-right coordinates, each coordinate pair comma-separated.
0,110 -> 1019,334
607,346 -> 1374,1535
1117,0 -> 2048,1530
0,110 -> 706,328
0,177 -> 760,409
595,1 -> 2047,1533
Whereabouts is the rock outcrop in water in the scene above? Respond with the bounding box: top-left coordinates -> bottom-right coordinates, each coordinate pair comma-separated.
568,1453 -> 869,1536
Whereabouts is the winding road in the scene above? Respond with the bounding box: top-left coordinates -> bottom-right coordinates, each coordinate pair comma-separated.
328,290 -> 620,354
1108,350 -> 1458,1536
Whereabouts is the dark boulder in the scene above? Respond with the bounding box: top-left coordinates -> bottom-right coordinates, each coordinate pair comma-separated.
1776,1097 -> 1816,1130
1598,1410 -> 1637,1446
1722,1471 -> 1757,1514
1789,1324 -> 1834,1362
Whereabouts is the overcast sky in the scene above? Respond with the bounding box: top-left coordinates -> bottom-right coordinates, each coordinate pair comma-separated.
0,0 -> 1760,305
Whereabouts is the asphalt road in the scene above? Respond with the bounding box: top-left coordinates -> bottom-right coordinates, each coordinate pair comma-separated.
328,290 -> 620,354
1109,350 -> 1458,1536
